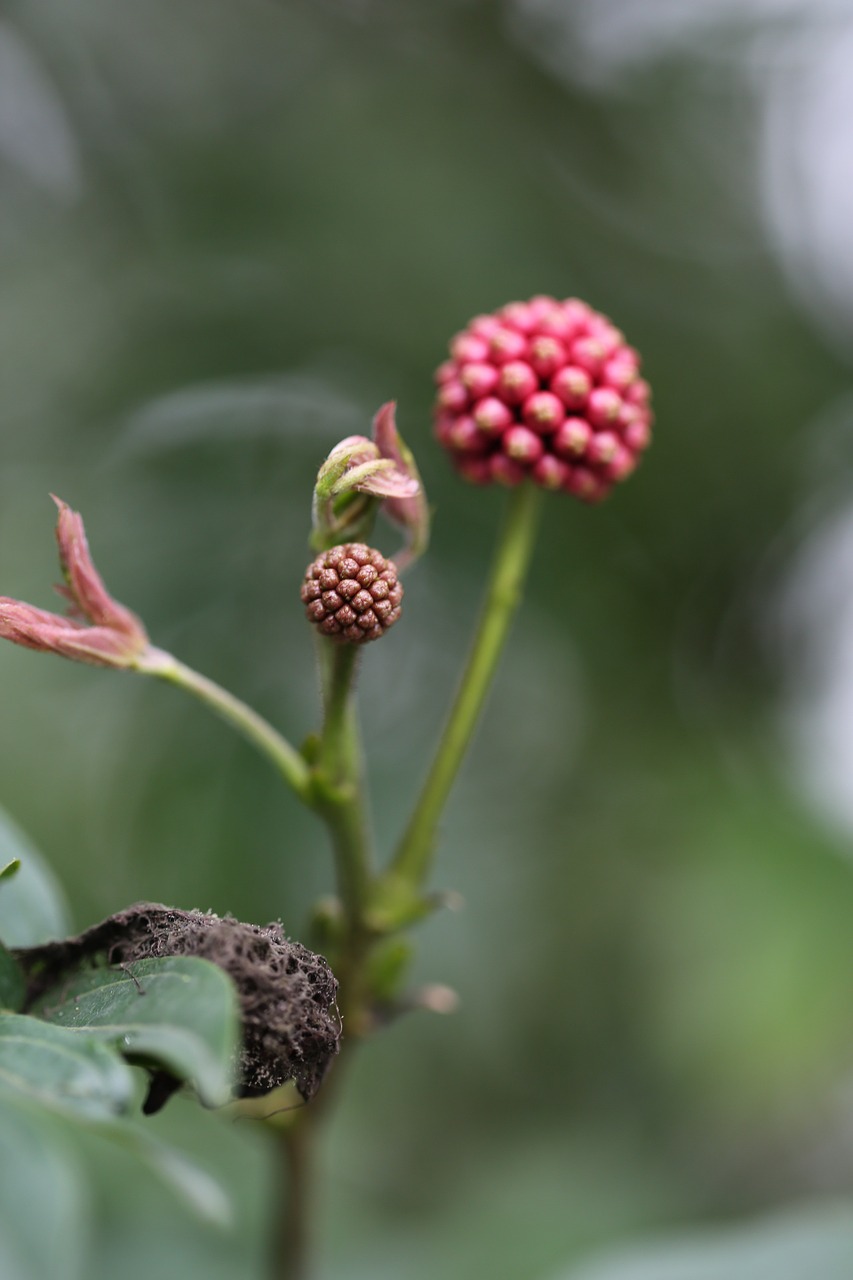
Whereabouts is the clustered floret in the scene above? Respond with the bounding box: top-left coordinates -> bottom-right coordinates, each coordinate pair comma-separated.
301,543 -> 403,643
434,295 -> 653,501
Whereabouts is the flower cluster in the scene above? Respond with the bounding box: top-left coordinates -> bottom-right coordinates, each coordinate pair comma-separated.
301,544 -> 403,644
434,296 -> 653,501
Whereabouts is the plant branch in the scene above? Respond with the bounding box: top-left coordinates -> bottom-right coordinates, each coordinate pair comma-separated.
139,649 -> 312,802
311,641 -> 374,927
388,481 -> 543,888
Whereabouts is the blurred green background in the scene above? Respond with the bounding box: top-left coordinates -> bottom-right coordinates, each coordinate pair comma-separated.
1,1 -> 853,1276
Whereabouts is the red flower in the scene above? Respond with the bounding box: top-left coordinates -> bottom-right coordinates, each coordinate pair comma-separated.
434,296 -> 653,501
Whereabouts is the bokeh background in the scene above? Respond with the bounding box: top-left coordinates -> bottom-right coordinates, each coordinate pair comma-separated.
1,1 -> 853,1276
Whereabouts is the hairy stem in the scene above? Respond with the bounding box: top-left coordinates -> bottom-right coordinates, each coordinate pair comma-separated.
389,482 -> 543,888
139,648 -> 312,801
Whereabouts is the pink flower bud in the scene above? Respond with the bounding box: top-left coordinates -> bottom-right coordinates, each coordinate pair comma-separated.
623,418 -> 652,452
488,328 -> 528,364
570,337 -> 606,378
433,296 -> 653,500
626,378 -> 651,406
604,446 -> 637,482
460,362 -> 499,399
562,298 -> 593,336
602,356 -> 638,393
473,397 -> 513,434
450,333 -> 489,363
499,301 -> 537,333
497,361 -> 538,405
490,455 -> 527,486
468,314 -> 504,340
553,418 -> 592,459
535,307 -> 572,340
565,467 -> 606,502
532,455 -> 571,490
586,431 -> 620,466
587,387 -> 623,429
503,426 -> 544,465
447,416 -> 490,454
522,391 -> 565,433
550,366 -> 592,410
528,336 -> 567,380
437,380 -> 469,413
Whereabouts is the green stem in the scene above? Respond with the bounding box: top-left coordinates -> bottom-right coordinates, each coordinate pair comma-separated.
270,642 -> 375,1280
274,1118 -> 314,1280
139,648 -> 312,801
389,482 -> 543,887
313,641 -> 373,925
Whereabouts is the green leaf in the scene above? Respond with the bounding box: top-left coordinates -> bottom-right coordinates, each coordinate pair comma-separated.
0,1095 -> 88,1280
0,1013 -> 134,1119
559,1204 -> 853,1280
0,942 -> 24,1011
0,1093 -> 235,1279
101,1123 -> 233,1226
0,807 -> 70,946
0,857 -> 20,882
33,956 -> 240,1107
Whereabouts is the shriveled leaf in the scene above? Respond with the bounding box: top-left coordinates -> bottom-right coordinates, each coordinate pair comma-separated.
0,857 -> 20,881
0,943 -> 24,1011
33,956 -> 240,1107
0,1013 -> 134,1119
0,808 -> 70,946
0,1095 -> 87,1280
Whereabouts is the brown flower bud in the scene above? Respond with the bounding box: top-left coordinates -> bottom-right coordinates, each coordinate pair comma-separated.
301,544 -> 402,644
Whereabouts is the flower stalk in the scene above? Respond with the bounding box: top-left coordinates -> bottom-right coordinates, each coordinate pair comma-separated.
311,641 -> 374,933
388,481 -> 544,891
138,649 -> 313,801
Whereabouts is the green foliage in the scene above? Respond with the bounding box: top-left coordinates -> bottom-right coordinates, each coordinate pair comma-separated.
0,1090 -> 248,1280
0,943 -> 24,1011
0,824 -> 245,1270
0,1012 -> 135,1119
0,1099 -> 88,1280
0,808 -> 69,947
31,956 -> 240,1109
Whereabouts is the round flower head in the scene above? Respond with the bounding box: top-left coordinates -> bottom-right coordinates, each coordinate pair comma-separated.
434,296 -> 653,501
301,544 -> 403,644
